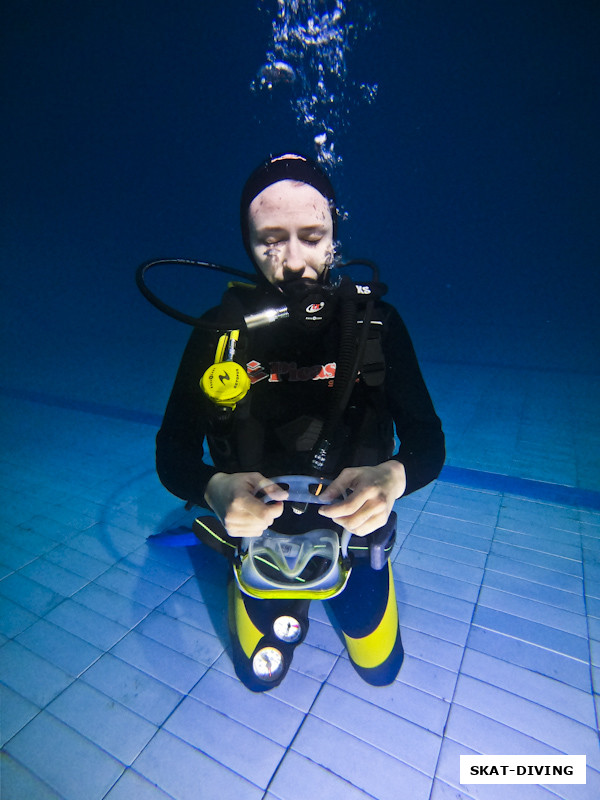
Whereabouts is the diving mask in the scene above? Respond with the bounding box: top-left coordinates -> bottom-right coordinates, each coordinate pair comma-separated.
233,475 -> 352,600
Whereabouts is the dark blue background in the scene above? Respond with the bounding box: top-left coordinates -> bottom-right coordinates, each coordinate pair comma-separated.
2,1 -> 598,414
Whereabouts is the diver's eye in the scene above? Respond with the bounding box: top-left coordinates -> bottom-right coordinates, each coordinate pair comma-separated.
302,237 -> 322,246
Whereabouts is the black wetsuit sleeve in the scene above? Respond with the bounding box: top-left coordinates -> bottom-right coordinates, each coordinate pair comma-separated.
382,305 -> 445,495
155,325 -> 218,508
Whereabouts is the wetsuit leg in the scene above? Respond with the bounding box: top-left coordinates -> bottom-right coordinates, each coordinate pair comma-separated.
227,577 -> 311,692
326,560 -> 403,685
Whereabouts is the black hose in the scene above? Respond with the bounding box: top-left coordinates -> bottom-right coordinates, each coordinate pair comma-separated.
135,258 -> 257,329
311,276 -> 376,476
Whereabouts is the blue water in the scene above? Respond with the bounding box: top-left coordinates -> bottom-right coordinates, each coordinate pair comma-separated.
1,0 -> 598,450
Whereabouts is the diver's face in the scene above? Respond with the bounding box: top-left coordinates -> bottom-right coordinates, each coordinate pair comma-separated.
248,180 -> 334,285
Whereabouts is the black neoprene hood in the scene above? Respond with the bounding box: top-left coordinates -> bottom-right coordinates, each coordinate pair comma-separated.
240,153 -> 338,265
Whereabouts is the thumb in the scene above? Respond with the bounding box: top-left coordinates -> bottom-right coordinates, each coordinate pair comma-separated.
254,477 -> 289,503
318,477 -> 349,503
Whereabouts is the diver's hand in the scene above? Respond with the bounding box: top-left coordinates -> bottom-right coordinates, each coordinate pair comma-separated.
204,472 -> 288,538
317,461 -> 406,537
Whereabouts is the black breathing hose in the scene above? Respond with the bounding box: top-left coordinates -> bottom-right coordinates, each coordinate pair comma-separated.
311,274 -> 376,476
135,258 -> 258,329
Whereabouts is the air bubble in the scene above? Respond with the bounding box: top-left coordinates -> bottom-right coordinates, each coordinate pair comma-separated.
253,1 -> 377,168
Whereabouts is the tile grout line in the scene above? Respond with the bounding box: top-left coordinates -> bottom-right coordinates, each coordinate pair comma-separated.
426,491 -> 503,800
580,511 -> 600,751
259,652 -> 367,800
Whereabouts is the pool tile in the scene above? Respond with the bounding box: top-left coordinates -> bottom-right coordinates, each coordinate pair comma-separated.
103,768 -> 173,799
467,627 -> 592,691
472,606 -> 589,660
47,681 -> 157,765
482,570 -> 585,614
67,525 -> 142,565
190,668 -> 304,745
0,595 -> 38,638
393,561 -> 481,602
157,588 -> 221,635
444,704 -> 561,758
73,581 -> 150,627
164,695 -> 285,788
16,618 -> 102,676
491,540 -> 583,577
1,640 -> 73,706
44,544 -> 110,581
0,540 -> 38,571
0,684 -> 41,745
410,519 -> 493,555
402,628 -> 464,673
477,586 -> 588,636
399,604 -> 471,647
265,664 -> 323,712
94,564 -> 174,607
0,572 -> 65,616
116,548 -> 191,591
2,381 -> 599,800
311,683 -> 442,775
288,640 -> 339,682
132,729 -> 263,800
0,752 -> 64,800
494,527 -> 581,560
45,598 -> 129,650
328,656 -> 451,733
453,675 -> 600,769
460,649 -> 597,728
399,548 -> 484,586
134,608 -> 224,665
110,629 -> 209,693
292,715 -> 432,800
303,615 -> 345,653
485,553 -> 583,594
81,652 -> 183,725
4,712 -> 124,800
434,736 -> 558,800
267,750 -> 374,800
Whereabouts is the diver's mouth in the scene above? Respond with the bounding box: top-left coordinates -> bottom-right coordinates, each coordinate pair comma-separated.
277,270 -> 327,289
277,276 -> 319,296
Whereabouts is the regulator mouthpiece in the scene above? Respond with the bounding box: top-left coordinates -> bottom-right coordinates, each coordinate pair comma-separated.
279,278 -> 338,331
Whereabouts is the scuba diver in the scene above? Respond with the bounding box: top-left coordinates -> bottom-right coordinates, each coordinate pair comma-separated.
153,153 -> 445,691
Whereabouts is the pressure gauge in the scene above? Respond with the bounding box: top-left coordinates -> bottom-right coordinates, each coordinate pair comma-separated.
252,646 -> 284,682
273,615 -> 302,643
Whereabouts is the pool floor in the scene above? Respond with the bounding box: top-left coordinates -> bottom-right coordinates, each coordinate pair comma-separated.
1,363 -> 599,799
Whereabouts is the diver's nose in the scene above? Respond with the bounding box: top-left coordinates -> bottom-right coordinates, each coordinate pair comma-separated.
282,237 -> 306,275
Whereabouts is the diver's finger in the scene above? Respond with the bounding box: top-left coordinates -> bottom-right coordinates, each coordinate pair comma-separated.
318,487 -> 372,518
320,491 -> 389,529
318,472 -> 355,501
262,483 -> 289,502
348,509 -> 389,537
223,498 -> 284,538
263,499 -> 284,523
254,476 -> 289,502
